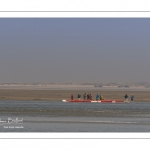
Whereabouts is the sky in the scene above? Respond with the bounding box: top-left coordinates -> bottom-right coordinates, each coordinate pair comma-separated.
0,18 -> 150,84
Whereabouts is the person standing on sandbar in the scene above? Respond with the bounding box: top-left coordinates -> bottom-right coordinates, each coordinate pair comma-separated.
83,93 -> 87,100
124,94 -> 128,101
131,94 -> 134,101
71,94 -> 74,100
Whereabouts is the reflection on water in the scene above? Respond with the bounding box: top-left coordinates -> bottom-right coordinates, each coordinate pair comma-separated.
0,100 -> 150,132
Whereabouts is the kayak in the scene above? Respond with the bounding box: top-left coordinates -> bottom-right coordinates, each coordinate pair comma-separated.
62,99 -> 129,103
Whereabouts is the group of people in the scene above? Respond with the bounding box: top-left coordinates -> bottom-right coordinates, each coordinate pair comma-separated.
124,94 -> 134,101
71,93 -> 104,100
71,93 -> 135,101
96,94 -> 104,100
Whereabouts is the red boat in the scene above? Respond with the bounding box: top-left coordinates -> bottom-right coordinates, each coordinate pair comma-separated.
62,99 -> 128,103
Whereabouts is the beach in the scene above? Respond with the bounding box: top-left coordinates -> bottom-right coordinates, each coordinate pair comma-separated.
0,88 -> 150,101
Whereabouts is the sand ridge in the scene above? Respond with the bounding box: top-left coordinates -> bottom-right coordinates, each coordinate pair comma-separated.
0,89 -> 149,102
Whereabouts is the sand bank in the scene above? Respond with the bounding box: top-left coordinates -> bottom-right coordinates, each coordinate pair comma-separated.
0,89 -> 150,102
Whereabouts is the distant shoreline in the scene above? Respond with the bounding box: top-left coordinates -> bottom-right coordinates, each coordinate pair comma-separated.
0,84 -> 150,91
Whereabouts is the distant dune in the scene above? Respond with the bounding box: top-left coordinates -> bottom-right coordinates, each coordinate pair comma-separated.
0,83 -> 150,90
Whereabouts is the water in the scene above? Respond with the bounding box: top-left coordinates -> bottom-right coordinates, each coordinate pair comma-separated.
0,100 -> 150,132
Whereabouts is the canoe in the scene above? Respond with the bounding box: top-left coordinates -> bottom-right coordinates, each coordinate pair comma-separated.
62,99 -> 128,103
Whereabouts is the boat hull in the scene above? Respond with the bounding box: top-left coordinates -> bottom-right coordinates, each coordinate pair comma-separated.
62,99 -> 128,103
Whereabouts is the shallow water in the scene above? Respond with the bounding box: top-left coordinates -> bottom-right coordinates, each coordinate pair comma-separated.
0,100 -> 150,132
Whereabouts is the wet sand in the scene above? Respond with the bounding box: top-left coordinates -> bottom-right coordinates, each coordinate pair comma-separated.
0,89 -> 150,102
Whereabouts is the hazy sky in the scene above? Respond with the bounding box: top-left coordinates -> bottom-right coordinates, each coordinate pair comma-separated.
0,18 -> 150,83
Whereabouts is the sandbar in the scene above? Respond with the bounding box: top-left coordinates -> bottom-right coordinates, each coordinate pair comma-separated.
0,89 -> 150,102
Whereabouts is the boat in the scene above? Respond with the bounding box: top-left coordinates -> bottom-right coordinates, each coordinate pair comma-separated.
62,99 -> 129,103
